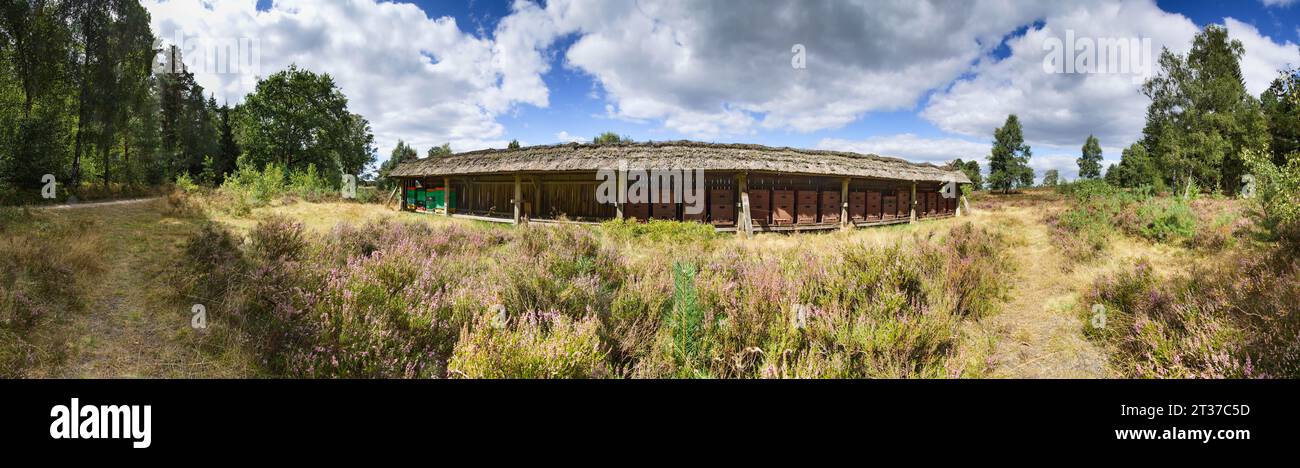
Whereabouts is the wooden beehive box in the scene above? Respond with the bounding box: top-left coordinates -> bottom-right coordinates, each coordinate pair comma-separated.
848,191 -> 866,222
771,190 -> 794,225
682,192 -> 708,222
928,192 -> 939,215
867,191 -> 882,221
748,189 -> 771,226
651,192 -> 676,220
882,194 -> 896,219
710,189 -> 735,226
624,203 -> 650,221
819,191 -> 840,224
897,189 -> 911,218
796,190 -> 818,224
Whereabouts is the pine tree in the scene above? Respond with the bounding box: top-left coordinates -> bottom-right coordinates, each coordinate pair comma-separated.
987,114 -> 1033,193
1078,135 -> 1103,179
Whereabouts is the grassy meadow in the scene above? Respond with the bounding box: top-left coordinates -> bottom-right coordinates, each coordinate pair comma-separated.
1,182 -> 1295,379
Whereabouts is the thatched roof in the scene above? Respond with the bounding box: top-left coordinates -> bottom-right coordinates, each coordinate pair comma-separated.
390,140 -> 970,184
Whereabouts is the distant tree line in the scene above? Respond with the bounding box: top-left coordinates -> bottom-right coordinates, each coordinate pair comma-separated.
0,0 -> 376,203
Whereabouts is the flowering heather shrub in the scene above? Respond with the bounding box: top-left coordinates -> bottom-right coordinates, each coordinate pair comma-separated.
635,222 -> 1011,378
1085,252 -> 1300,378
448,311 -> 608,378
181,216 -> 1011,379
0,212 -> 104,377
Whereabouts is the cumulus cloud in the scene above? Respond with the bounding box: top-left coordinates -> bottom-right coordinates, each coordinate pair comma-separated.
538,0 -> 1066,138
922,1 -> 1300,149
145,0 -> 556,158
815,134 -> 989,165
555,131 -> 586,143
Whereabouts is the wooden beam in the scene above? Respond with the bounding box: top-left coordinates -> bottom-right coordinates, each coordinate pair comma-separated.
443,176 -> 452,216
513,174 -> 522,224
909,181 -> 917,224
399,180 -> 407,211
840,177 -> 850,228
738,173 -> 752,237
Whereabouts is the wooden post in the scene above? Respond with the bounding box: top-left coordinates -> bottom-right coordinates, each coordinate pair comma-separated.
443,176 -> 452,216
909,181 -> 917,224
533,176 -> 542,220
840,177 -> 850,228
399,179 -> 407,211
738,173 -> 752,237
513,174 -> 522,224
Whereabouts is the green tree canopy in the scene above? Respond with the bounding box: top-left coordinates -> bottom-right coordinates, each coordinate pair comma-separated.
236,64 -> 371,182
507,139 -> 520,149
1078,134 -> 1103,179
426,143 -> 451,158
593,131 -> 632,144
378,139 -> 418,185
1140,24 -> 1269,194
1261,65 -> 1300,167
1042,169 -> 1059,186
987,114 -> 1033,193
951,158 -> 983,191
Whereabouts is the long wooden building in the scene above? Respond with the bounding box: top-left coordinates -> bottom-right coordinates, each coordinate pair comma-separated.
389,141 -> 971,233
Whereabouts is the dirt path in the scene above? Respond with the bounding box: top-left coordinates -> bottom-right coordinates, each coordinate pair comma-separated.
982,206 -> 1110,378
40,196 -> 161,210
51,201 -> 251,378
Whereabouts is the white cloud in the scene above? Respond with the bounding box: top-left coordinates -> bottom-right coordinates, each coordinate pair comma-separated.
1260,0 -> 1296,7
555,131 -> 586,143
145,0 -> 557,159
537,0 -> 1066,138
815,134 -> 989,165
1225,18 -> 1300,96
922,1 -> 1300,149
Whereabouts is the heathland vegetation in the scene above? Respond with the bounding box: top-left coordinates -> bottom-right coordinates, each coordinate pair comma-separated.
2,8 -> 1298,379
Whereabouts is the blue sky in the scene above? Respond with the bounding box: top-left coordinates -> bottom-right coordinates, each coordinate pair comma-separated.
152,0 -> 1300,181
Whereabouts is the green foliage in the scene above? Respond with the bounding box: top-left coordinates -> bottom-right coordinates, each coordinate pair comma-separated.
593,131 -> 632,144
448,312 -> 608,378
1042,169 -> 1059,187
1261,66 -> 1300,167
668,261 -> 704,375
507,139 -> 521,149
601,218 -> 717,243
174,172 -> 199,194
987,114 -> 1034,193
426,142 -> 451,158
951,158 -> 983,190
1077,135 -> 1103,179
1245,150 -> 1300,249
1140,24 -> 1270,194
377,139 -> 419,188
235,64 -> 374,182
1135,198 -> 1196,242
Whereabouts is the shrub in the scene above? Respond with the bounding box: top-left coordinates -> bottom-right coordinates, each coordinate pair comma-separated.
1246,150 -> 1300,252
448,311 -> 608,378
1084,251 -> 1300,378
0,213 -> 105,377
601,218 -> 717,244
1134,199 -> 1196,242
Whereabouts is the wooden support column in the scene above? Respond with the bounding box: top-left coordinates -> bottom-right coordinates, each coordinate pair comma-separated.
738,173 -> 752,237
533,176 -> 542,220
443,176 -> 452,216
513,174 -> 523,224
909,181 -> 917,224
399,180 -> 407,211
840,177 -> 850,227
